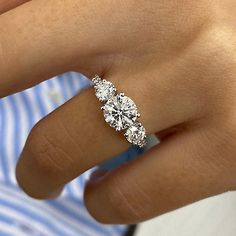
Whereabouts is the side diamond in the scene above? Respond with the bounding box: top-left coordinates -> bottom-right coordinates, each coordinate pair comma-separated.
125,123 -> 147,147
94,79 -> 117,102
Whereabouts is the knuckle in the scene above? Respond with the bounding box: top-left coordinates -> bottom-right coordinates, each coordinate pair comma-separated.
25,122 -> 67,182
197,26 -> 236,71
199,121 -> 236,177
184,25 -> 236,112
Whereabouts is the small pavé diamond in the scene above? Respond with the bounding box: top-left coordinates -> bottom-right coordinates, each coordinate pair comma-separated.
125,123 -> 147,147
102,93 -> 138,131
94,79 -> 117,102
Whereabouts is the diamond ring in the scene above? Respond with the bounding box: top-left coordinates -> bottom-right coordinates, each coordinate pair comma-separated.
92,75 -> 147,147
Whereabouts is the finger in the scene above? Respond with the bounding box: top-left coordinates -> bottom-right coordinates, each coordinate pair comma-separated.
84,126 -> 234,224
16,87 -> 129,199
0,0 -> 213,98
0,0 -> 29,14
0,0 -> 120,97
16,70 -> 201,199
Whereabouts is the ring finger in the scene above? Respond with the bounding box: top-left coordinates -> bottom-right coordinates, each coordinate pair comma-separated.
16,71 -> 200,199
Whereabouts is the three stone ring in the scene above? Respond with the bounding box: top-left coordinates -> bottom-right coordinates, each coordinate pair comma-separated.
92,75 -> 147,147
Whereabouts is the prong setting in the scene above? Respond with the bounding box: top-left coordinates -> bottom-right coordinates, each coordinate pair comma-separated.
93,76 -> 117,102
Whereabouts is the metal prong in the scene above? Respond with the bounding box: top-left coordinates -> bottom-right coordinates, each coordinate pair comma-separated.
92,75 -> 101,84
137,113 -> 141,118
116,127 -> 121,131
101,106 -> 105,111
120,93 -> 125,97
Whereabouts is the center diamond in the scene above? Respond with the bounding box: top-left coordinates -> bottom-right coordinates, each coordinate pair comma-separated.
102,94 -> 138,131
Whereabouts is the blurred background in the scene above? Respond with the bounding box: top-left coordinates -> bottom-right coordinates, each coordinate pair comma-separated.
136,192 -> 236,236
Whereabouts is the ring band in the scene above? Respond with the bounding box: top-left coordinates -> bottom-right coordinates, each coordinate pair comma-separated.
92,75 -> 147,147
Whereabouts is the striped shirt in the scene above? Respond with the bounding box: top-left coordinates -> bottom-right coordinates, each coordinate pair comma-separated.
0,73 -> 129,236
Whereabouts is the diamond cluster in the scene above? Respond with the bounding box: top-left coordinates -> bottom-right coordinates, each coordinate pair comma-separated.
92,75 -> 147,147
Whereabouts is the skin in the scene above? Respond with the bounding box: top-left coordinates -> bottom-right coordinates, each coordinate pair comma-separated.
0,0 -> 236,224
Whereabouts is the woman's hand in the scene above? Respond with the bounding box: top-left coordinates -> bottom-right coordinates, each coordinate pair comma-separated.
1,0 -> 236,224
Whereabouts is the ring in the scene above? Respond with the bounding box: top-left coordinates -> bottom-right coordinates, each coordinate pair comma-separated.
92,75 -> 147,147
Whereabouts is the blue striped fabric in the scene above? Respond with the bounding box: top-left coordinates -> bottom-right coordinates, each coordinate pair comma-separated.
0,73 -> 128,236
